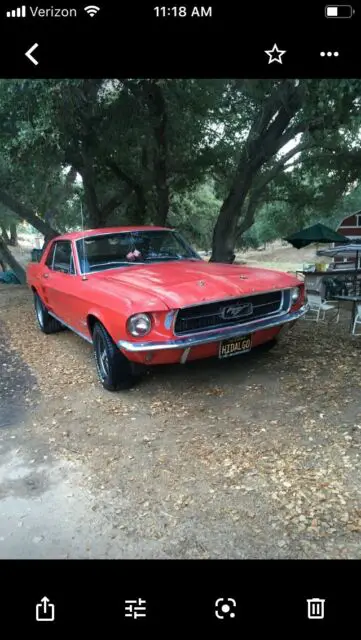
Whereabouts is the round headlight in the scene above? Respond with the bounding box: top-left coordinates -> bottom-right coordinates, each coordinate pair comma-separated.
291,287 -> 300,303
127,313 -> 152,337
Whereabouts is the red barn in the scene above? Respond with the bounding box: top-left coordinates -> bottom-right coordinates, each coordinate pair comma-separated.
334,211 -> 361,267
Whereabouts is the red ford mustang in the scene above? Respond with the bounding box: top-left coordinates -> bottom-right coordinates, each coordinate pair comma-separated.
26,226 -> 308,390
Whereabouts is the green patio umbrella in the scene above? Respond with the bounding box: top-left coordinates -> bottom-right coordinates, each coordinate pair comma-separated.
284,223 -> 350,249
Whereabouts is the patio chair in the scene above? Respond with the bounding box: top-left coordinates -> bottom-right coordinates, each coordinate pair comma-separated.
305,291 -> 340,323
352,304 -> 361,336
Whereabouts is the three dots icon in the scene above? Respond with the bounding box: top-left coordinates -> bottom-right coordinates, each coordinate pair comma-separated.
320,51 -> 339,57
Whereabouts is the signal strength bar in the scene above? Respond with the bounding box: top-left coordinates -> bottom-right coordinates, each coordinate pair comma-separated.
6,5 -> 26,17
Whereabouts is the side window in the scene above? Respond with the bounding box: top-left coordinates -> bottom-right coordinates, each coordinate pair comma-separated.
51,241 -> 75,274
45,243 -> 56,269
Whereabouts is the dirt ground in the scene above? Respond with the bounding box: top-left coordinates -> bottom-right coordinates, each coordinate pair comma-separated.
1,278 -> 361,559
236,242 -> 332,272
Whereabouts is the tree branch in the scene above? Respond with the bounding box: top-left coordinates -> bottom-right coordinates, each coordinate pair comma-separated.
0,237 -> 26,283
0,189 -> 59,239
235,141 -> 315,239
107,160 -> 140,192
100,188 -> 132,218
107,160 -> 147,222
254,141 -> 314,191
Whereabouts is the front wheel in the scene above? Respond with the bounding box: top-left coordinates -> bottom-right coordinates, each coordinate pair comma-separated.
92,322 -> 136,391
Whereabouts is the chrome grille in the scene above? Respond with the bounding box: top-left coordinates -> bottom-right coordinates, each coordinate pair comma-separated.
174,290 -> 288,335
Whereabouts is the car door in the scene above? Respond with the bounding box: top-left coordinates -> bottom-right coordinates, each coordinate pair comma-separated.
41,240 -> 78,326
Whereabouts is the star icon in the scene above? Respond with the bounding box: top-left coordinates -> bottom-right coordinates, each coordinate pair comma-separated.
265,44 -> 286,64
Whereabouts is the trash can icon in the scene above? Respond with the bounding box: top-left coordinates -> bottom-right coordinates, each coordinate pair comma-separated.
307,598 -> 325,619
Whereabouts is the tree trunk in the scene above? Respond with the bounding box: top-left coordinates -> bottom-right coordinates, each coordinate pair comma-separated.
210,80 -> 304,262
84,182 -> 102,228
143,81 -> 170,226
0,189 -> 59,239
210,201 -> 240,263
0,238 -> 26,283
210,160 -> 256,262
0,224 -> 10,244
77,161 -> 105,228
9,222 -> 18,246
107,160 -> 147,224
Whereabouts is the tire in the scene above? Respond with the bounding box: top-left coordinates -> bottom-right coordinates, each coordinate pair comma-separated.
92,321 -> 136,391
33,292 -> 63,334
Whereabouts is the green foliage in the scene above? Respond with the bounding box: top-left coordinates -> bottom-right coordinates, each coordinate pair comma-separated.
326,183 -> 361,227
0,205 -> 13,227
1,78 -> 361,256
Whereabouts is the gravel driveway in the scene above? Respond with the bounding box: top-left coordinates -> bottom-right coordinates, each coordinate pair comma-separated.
1,285 -> 361,558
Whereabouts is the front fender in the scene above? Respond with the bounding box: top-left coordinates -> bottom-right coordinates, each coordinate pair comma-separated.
86,306 -> 120,339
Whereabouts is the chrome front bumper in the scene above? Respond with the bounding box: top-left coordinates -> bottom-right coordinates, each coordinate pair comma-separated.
117,304 -> 309,352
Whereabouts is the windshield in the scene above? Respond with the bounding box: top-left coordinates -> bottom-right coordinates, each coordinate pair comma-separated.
76,230 -> 202,274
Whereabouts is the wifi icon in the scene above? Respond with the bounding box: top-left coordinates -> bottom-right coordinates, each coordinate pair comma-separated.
84,5 -> 100,16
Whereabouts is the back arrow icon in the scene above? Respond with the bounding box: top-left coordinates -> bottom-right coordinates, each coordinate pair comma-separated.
25,43 -> 39,65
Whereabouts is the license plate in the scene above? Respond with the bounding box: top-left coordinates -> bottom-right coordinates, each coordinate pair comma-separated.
218,335 -> 252,359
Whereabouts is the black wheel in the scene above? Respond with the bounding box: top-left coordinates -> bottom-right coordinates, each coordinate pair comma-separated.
92,321 -> 136,391
33,292 -> 63,334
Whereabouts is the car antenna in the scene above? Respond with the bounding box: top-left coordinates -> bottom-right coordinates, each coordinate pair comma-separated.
80,199 -> 88,281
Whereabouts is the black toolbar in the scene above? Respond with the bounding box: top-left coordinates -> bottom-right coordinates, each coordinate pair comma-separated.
0,2 -> 360,76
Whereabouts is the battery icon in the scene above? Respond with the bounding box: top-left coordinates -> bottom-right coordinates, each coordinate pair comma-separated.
325,5 -> 354,17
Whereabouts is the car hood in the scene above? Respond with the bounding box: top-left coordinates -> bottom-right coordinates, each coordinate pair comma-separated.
94,260 -> 299,309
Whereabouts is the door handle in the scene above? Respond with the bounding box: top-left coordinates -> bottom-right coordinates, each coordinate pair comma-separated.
42,273 -> 49,279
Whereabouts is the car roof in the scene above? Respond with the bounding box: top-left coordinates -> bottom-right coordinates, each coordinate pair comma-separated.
53,226 -> 173,241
